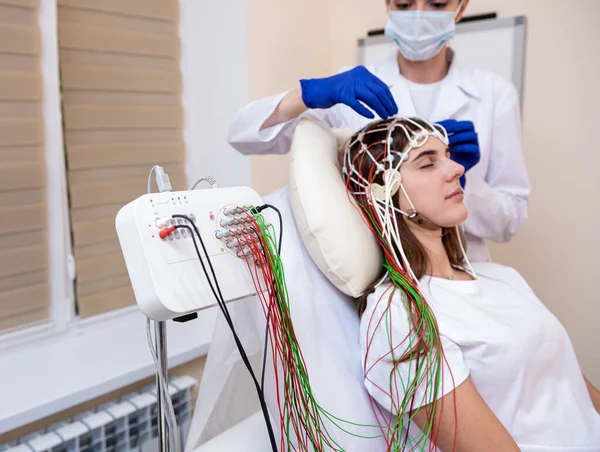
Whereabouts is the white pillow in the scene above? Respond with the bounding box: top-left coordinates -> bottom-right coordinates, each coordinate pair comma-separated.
288,118 -> 382,297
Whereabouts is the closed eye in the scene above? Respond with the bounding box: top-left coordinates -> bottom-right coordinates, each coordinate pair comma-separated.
392,1 -> 412,10
430,2 -> 449,9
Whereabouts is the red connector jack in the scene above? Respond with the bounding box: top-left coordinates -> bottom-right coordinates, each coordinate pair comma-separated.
159,226 -> 176,239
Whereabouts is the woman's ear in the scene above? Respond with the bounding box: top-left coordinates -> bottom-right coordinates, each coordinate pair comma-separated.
455,0 -> 470,22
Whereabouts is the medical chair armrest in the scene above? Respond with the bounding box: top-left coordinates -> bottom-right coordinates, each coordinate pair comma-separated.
411,377 -> 519,452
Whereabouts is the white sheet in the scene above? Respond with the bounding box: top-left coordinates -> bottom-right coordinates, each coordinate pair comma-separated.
193,411 -> 271,452
186,186 -> 386,451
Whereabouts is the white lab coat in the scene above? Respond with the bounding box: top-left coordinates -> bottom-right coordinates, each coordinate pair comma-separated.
228,51 -> 531,262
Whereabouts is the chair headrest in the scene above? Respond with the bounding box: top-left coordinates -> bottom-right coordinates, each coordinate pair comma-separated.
288,119 -> 383,297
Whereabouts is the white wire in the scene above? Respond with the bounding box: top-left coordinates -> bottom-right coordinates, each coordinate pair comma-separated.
147,165 -> 160,194
372,195 -> 401,267
146,318 -> 182,452
345,117 -> 462,292
146,165 -> 181,452
456,225 -> 477,279
191,176 -> 218,190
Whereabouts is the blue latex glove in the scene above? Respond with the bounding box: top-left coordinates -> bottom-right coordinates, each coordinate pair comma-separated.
437,119 -> 481,188
300,66 -> 398,120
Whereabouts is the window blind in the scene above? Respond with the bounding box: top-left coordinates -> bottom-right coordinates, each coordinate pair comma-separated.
0,0 -> 49,332
58,0 -> 186,317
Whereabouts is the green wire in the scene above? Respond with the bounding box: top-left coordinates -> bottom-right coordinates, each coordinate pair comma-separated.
249,209 -> 444,451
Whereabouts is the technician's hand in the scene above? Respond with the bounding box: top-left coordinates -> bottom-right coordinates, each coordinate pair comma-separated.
299,66 -> 398,120
437,119 -> 481,189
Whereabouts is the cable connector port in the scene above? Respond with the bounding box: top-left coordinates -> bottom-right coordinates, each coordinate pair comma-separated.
224,207 -> 242,216
159,226 -> 176,239
156,216 -> 172,228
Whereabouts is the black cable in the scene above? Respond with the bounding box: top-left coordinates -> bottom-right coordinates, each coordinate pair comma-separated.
174,221 -> 277,450
253,204 -> 283,255
172,218 -> 278,452
251,205 -> 283,391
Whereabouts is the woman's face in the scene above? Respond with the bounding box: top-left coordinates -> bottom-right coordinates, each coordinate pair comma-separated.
387,0 -> 468,18
397,136 -> 468,227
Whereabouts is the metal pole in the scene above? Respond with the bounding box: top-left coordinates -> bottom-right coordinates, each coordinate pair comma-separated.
155,320 -> 170,451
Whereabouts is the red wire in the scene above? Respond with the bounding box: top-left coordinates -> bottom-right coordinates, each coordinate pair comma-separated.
235,209 -> 334,451
343,129 -> 459,451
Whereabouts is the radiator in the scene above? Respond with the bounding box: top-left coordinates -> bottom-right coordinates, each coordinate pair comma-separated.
0,376 -> 197,452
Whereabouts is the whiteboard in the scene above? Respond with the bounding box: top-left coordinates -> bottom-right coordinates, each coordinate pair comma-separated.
358,16 -> 527,103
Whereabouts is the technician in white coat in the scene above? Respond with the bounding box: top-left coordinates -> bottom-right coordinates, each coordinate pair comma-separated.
228,0 -> 531,262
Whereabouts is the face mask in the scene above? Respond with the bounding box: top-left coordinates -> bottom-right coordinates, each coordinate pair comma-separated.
384,4 -> 461,62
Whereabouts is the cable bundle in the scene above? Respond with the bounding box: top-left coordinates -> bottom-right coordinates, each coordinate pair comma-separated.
341,118 -> 462,451
164,193 -> 454,451
237,207 -> 336,451
217,206 -> 392,451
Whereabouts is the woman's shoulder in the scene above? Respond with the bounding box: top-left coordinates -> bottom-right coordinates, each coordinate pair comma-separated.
472,262 -> 538,298
471,261 -> 522,280
361,283 -> 414,335
364,283 -> 410,316
366,282 -> 406,304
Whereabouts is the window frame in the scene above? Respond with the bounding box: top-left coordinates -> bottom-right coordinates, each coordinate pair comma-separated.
0,0 -> 250,435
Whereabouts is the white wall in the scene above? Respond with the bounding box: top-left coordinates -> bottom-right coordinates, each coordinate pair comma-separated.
246,0 -> 335,195
245,0 -> 600,384
180,0 -> 251,189
467,0 -> 600,386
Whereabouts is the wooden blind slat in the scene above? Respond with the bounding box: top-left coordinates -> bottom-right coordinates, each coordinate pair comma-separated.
59,23 -> 178,58
0,306 -> 47,332
72,217 -> 115,247
0,101 -> 41,118
78,274 -> 130,297
0,24 -> 39,56
0,0 -> 39,9
0,54 -> 37,72
76,253 -> 127,285
0,230 -> 44,251
0,270 -> 46,292
0,283 -> 47,318
58,0 -> 177,22
60,49 -> 177,71
71,203 -> 122,222
70,173 -> 185,208
62,65 -> 180,93
63,91 -> 180,107
64,105 -> 182,130
0,4 -> 39,26
74,240 -> 121,261
0,245 -> 46,278
0,146 -> 42,163
66,128 -> 181,146
0,161 -> 45,191
77,284 -> 135,318
69,141 -> 184,170
0,118 -> 44,146
0,72 -> 42,100
0,204 -> 45,235
69,163 -> 183,184
0,188 -> 42,207
58,6 -> 177,35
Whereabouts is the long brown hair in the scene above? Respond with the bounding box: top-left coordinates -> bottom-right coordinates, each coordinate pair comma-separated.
341,117 -> 467,317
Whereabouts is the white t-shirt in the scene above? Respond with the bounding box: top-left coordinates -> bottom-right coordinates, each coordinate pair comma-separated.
406,79 -> 443,118
361,262 -> 600,451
